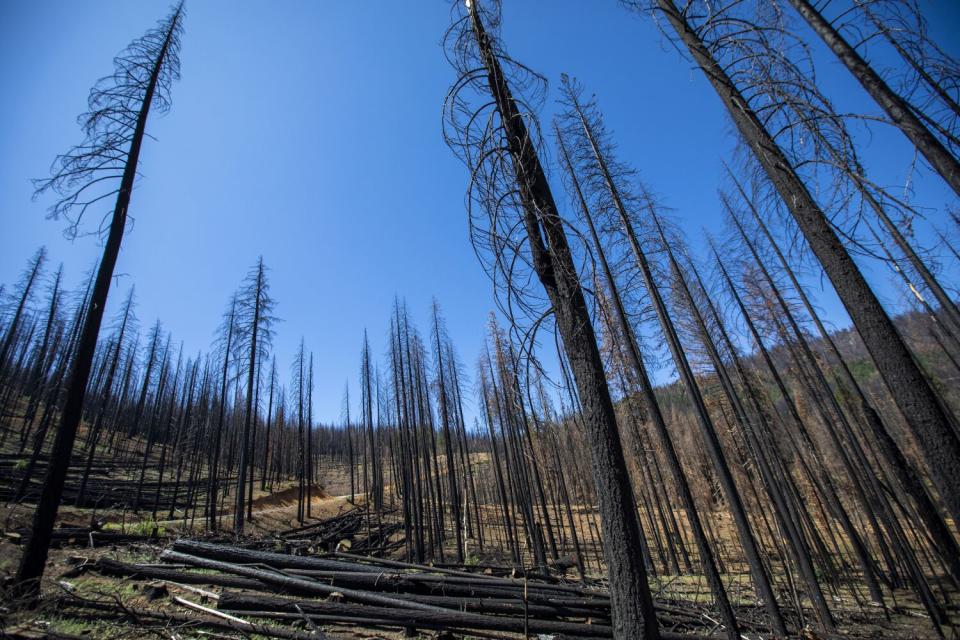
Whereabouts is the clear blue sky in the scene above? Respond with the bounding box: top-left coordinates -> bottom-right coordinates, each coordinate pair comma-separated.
2,1 -> 958,423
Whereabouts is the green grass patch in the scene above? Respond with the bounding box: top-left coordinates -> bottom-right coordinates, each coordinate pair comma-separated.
46,614 -> 95,637
101,520 -> 166,537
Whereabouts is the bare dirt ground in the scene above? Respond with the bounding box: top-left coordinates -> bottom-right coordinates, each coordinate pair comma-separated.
0,499 -> 419,640
1,452 -> 956,639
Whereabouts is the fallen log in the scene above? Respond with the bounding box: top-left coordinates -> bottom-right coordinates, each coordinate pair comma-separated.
4,630 -> 90,640
284,569 -> 610,609
11,528 -> 163,548
94,557 -> 266,590
171,538 -> 382,573
280,568 -> 611,605
57,596 -> 325,640
94,556 -> 612,620
348,522 -> 403,553
331,550 -> 580,589
218,591 -> 614,638
161,549 -> 449,614
217,593 -> 714,639
430,559 -> 565,582
278,509 -> 360,536
384,591 -> 612,620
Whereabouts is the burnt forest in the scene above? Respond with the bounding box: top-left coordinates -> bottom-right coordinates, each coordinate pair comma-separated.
1,1 -> 959,638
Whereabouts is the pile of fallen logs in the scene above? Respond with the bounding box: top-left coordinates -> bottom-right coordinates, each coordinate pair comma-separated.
237,507 -> 403,558
277,509 -> 366,551
350,520 -> 403,555
61,534 -> 763,639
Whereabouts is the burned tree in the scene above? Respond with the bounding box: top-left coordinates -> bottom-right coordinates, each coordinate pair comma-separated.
76,286 -> 135,506
555,79 -> 740,640
14,2 -> 184,596
360,331 -> 382,510
443,1 -> 659,636
234,257 -> 276,534
209,295 -> 236,531
431,301 -> 465,563
625,0 -> 960,531
556,77 -> 786,637
0,249 -> 46,387
786,0 -> 960,196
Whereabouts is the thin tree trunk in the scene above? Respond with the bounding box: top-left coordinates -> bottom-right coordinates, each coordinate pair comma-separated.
787,0 -> 960,196
14,5 -> 182,596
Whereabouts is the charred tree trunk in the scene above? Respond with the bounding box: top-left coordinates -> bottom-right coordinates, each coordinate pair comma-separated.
461,6 -> 659,635
654,0 -> 960,528
556,125 -> 739,639
787,0 -> 960,196
14,3 -> 183,597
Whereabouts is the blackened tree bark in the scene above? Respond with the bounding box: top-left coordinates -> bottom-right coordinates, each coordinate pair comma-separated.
306,353 -> 314,518
444,4 -> 660,636
210,295 -> 236,531
557,78 -> 786,635
0,248 -> 46,380
76,287 -> 134,505
648,0 -> 960,530
20,265 -> 62,436
555,117 -> 739,640
787,0 -> 960,196
432,301 -> 464,563
234,257 -> 275,534
294,340 -> 306,524
261,358 -> 277,492
735,181 -> 960,584
361,331 -> 382,510
684,252 -> 839,631
15,2 -> 183,597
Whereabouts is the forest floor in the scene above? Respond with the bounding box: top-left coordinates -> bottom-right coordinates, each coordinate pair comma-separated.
1,429 -> 956,638
1,491 -> 956,639
0,498 -> 427,640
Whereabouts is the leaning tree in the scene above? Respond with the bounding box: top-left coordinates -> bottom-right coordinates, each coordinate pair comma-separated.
0,249 -> 46,387
443,1 -> 659,636
785,0 -> 960,196
15,2 -> 184,596
555,78 -> 741,639
623,0 -> 960,530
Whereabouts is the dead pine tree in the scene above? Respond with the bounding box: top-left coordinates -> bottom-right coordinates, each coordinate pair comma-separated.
343,382 -> 355,504
0,248 -> 46,386
682,248 -> 843,628
786,0 -> 960,196
306,352 -> 315,518
233,257 -> 276,534
360,330 -> 382,510
626,0 -> 960,530
261,357 -> 278,493
76,286 -> 135,506
733,180 -> 960,586
17,263 -> 62,443
852,0 -> 960,157
14,276 -> 94,496
432,301 -> 465,563
557,77 -> 788,637
210,295 -> 237,531
682,255 -> 823,602
554,85 -> 740,639
443,2 -> 659,636
14,3 -> 184,597
292,340 -> 307,524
